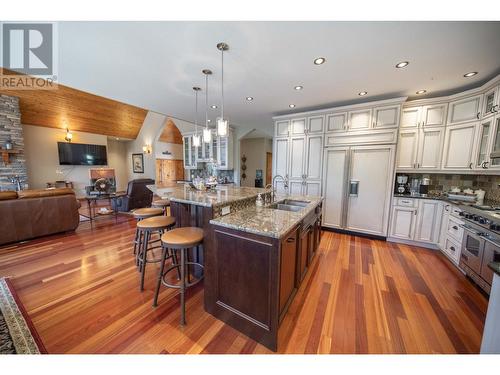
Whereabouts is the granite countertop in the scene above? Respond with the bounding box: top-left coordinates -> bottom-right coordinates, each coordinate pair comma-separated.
489,262 -> 500,277
209,195 -> 323,239
393,193 -> 498,207
148,184 -> 267,208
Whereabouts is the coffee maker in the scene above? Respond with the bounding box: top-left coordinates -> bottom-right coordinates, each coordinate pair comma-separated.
395,174 -> 409,194
419,177 -> 431,196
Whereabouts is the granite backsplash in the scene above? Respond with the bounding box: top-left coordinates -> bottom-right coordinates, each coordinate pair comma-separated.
397,173 -> 500,204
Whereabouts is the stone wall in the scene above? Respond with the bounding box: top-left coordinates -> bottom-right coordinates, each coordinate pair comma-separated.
0,94 -> 27,191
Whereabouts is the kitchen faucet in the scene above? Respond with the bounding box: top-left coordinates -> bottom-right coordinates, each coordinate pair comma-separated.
269,175 -> 289,203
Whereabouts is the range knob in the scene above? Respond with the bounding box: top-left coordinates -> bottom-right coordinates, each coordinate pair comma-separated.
473,215 -> 481,222
491,223 -> 500,231
459,211 -> 465,217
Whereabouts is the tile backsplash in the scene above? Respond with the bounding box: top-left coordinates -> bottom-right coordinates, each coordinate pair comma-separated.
398,173 -> 500,204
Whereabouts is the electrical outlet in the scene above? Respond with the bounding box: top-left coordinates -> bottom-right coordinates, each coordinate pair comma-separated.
221,205 -> 231,216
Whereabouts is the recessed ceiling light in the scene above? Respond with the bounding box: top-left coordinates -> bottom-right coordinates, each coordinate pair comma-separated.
464,71 -> 478,77
395,61 -> 409,68
313,57 -> 326,65
211,105 -> 217,109
115,137 -> 119,140
246,97 -> 254,101
207,119 -> 212,123
416,90 -> 427,95
358,91 -> 368,96
289,104 -> 296,108
294,85 -> 303,90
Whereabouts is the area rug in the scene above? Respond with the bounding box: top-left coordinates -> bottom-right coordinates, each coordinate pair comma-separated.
0,278 -> 47,354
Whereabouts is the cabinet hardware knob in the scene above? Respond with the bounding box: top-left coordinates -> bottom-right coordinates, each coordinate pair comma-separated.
453,226 -> 458,230
417,163 -> 420,168
450,246 -> 455,252
469,162 -> 473,169
477,112 -> 480,119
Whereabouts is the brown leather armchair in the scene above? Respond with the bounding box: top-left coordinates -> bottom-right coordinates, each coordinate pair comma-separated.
111,179 -> 155,212
0,188 -> 80,246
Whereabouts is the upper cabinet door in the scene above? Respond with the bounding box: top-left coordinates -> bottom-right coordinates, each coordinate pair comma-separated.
290,118 -> 306,135
373,105 -> 400,129
289,136 -> 306,179
307,116 -> 325,134
417,128 -> 444,170
275,120 -> 290,137
348,109 -> 372,131
400,107 -> 421,128
482,86 -> 499,119
421,104 -> 447,127
273,138 -> 289,177
474,119 -> 493,169
326,112 -> 347,132
305,135 -> 323,179
448,94 -> 482,125
442,122 -> 477,170
396,129 -> 419,169
488,116 -> 500,170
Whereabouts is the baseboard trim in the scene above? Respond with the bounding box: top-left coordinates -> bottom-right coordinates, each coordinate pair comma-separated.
387,237 -> 439,250
321,226 -> 386,241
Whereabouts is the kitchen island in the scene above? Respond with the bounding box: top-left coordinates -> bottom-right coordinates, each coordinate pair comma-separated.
149,184 -> 323,351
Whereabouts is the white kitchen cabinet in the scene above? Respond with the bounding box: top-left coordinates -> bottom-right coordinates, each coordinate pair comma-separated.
290,118 -> 306,135
289,136 -> 306,179
448,94 -> 482,125
474,118 -> 493,169
216,134 -> 233,170
273,137 -> 289,181
182,135 -> 196,169
307,116 -> 324,134
304,181 -> 322,196
441,122 -> 477,170
288,180 -> 304,195
305,135 -> 323,180
439,203 -> 451,250
401,107 -> 421,128
488,115 -> 500,170
373,105 -> 400,129
416,127 -> 444,170
326,112 -> 347,132
396,129 -> 419,169
421,104 -> 447,127
348,109 -> 372,131
275,120 -> 290,137
390,206 -> 417,240
482,85 -> 499,119
414,199 -> 442,243
322,148 -> 348,229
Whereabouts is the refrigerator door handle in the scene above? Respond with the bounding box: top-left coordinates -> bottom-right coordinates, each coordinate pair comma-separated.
349,180 -> 359,197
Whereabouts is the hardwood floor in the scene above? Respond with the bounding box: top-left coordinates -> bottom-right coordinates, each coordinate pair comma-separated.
0,216 -> 488,354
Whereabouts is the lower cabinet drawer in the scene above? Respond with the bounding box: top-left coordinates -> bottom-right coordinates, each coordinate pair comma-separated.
394,197 -> 416,207
447,216 -> 464,242
443,237 -> 461,264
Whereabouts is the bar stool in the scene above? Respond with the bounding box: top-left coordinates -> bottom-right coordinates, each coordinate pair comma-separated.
136,215 -> 176,291
154,227 -> 204,325
132,207 -> 164,258
152,199 -> 170,216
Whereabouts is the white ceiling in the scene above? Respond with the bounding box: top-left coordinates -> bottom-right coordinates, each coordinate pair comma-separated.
57,21 -> 500,136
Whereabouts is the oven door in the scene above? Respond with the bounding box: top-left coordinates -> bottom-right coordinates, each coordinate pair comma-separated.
480,238 -> 500,285
461,226 -> 485,274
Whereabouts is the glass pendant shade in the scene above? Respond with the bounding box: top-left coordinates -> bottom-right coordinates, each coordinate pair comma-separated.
203,127 -> 212,143
217,118 -> 228,137
192,133 -> 201,147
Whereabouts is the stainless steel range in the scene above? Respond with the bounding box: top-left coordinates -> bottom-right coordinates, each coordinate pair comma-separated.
459,204 -> 500,294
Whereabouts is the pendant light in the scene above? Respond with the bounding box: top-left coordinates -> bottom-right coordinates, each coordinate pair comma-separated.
216,42 -> 229,137
202,69 -> 212,144
192,86 -> 201,147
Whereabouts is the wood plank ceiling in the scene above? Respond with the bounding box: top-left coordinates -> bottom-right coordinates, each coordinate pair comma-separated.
0,68 -> 148,139
158,119 -> 183,144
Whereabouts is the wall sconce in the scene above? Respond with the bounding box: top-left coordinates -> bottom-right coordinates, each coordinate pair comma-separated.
65,128 -> 73,142
142,144 -> 152,154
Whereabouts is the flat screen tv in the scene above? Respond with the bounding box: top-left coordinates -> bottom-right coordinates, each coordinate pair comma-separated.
57,142 -> 108,166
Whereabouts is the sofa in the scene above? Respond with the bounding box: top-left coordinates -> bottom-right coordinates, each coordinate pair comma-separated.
111,178 -> 155,212
0,188 -> 80,246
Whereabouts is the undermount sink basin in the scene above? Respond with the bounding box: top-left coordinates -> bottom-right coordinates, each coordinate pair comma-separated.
268,203 -> 304,212
279,199 -> 310,207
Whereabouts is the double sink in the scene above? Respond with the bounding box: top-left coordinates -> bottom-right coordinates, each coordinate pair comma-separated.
268,199 -> 310,212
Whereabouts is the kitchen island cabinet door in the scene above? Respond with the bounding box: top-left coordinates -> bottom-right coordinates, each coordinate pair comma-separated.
297,224 -> 311,285
279,228 -> 298,318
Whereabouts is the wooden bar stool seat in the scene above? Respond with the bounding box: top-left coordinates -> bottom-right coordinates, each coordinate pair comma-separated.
136,215 -> 176,291
152,199 -> 171,216
132,207 -> 164,258
153,227 -> 204,325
